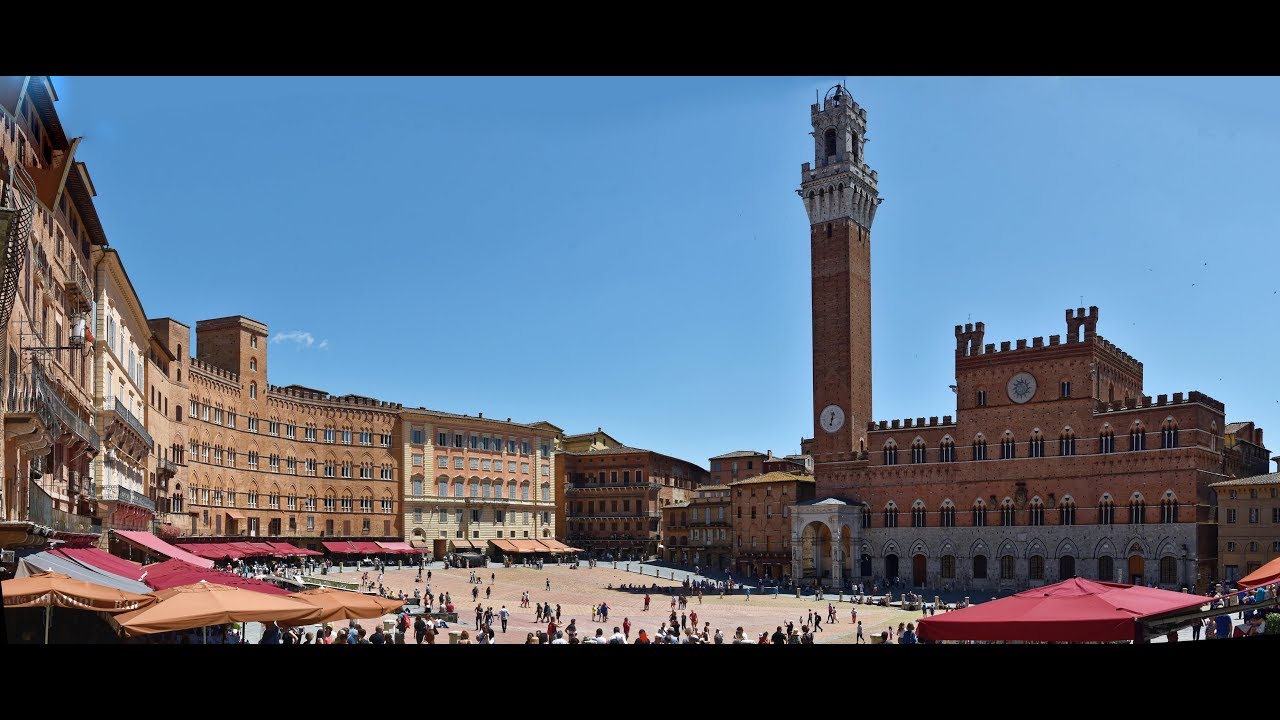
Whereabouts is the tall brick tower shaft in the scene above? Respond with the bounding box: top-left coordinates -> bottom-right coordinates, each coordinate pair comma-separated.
801,84 -> 881,463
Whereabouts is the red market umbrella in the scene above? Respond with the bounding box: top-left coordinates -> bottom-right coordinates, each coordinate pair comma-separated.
2,571 -> 156,644
916,578 -> 1211,643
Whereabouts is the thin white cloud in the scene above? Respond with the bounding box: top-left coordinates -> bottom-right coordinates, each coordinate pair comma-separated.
271,330 -> 329,350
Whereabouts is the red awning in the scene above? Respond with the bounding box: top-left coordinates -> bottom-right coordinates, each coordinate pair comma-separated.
177,543 -> 243,560
267,541 -> 323,557
376,541 -> 420,554
55,547 -> 144,579
452,539 -> 477,551
537,539 -> 575,553
349,541 -> 384,554
140,558 -> 292,595
230,541 -> 277,557
915,578 -> 1212,642
225,510 -> 247,521
321,541 -> 357,554
490,539 -> 520,553
508,540 -> 546,554
113,530 -> 215,569
1238,556 -> 1280,589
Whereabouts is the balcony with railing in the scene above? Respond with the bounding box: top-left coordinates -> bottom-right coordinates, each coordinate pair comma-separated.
157,457 -> 178,477
64,255 -> 93,309
106,397 -> 154,450
100,484 -> 156,513
564,480 -> 661,491
28,479 -> 101,535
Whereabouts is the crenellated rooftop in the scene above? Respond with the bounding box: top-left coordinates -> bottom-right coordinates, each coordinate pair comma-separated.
266,384 -> 402,410
1092,390 -> 1225,416
868,416 -> 956,432
188,356 -> 239,383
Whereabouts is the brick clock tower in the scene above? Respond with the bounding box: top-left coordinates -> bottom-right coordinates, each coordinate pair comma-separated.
802,84 -> 881,473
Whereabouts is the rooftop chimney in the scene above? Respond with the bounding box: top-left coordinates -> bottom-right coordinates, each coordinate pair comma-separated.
767,450 -> 773,458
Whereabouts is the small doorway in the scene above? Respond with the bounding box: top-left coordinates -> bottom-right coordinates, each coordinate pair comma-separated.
885,554 -> 899,580
1128,554 -> 1144,584
912,554 -> 927,587
860,553 -> 872,577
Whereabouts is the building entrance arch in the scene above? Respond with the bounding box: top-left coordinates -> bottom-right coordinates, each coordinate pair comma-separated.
801,521 -> 832,580
912,554 -> 927,587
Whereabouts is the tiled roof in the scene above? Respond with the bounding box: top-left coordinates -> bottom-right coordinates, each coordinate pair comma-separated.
1209,472 -> 1280,488
728,471 -> 815,486
564,445 -> 650,456
797,496 -> 858,506
695,484 -> 731,491
1224,422 -> 1252,434
709,450 -> 764,460
665,501 -> 691,509
403,407 -> 549,431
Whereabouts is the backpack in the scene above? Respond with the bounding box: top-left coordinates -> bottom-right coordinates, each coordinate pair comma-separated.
801,632 -> 814,645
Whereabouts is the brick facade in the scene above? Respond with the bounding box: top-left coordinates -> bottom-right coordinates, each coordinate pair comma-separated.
795,85 -> 1246,593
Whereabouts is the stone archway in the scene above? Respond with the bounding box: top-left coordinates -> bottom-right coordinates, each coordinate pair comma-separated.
885,553 -> 900,581
802,521 -> 832,580
912,554 -> 927,587
840,525 -> 853,584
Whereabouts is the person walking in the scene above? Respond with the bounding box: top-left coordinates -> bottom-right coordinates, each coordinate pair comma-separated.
555,604 -> 562,622
851,607 -> 857,625
546,577 -> 551,591
414,615 -> 428,644
644,594 -> 651,611
1191,617 -> 1203,641
499,605 -> 510,633
623,617 -> 631,639
485,585 -> 491,600
814,614 -> 823,632
689,610 -> 698,629
856,620 -> 865,643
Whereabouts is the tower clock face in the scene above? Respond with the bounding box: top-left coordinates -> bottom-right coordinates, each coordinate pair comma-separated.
820,404 -> 845,433
1007,372 -> 1037,404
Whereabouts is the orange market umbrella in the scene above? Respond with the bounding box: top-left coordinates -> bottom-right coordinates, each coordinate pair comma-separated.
1,571 -> 156,644
115,580 -> 325,636
288,587 -> 406,623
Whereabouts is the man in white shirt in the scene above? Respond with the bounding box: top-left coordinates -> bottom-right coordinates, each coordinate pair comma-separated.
551,630 -> 569,644
609,627 -> 626,644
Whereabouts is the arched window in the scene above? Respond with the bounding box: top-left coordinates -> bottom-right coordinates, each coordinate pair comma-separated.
883,503 -> 899,528
972,436 -> 988,461
1000,555 -> 1015,579
1130,424 -> 1147,451
941,555 -> 956,579
1129,496 -> 1145,525
911,501 -> 926,528
1029,499 -> 1044,526
1059,429 -> 1076,456
972,500 -> 987,527
1000,499 -> 1015,527
1160,556 -> 1177,584
1029,430 -> 1045,458
972,555 -> 988,579
470,480 -> 480,498
452,479 -> 464,497
1059,497 -> 1076,526
521,481 -> 530,501
1161,497 -> 1178,523
1000,433 -> 1015,460
1059,555 -> 1076,578
940,501 -> 956,528
1029,555 -> 1045,580
1098,555 -> 1114,581
911,439 -> 926,464
249,357 -> 257,371
1099,496 -> 1115,525
940,437 -> 956,463
412,477 -> 423,496
541,483 -> 550,502
824,127 -> 837,158
249,382 -> 257,400
882,441 -> 898,466
1099,427 -> 1115,454
861,506 -> 872,529
1161,421 -> 1179,449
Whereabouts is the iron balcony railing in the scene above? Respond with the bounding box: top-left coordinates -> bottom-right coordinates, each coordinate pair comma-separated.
157,457 -> 178,476
8,367 -> 100,451
6,376 -> 59,437
65,255 -> 93,307
565,481 -> 661,491
28,479 -> 101,534
112,398 -> 155,450
41,372 -> 100,452
100,484 -> 156,513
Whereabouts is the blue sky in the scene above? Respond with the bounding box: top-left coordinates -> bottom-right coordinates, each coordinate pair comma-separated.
52,77 -> 1280,468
